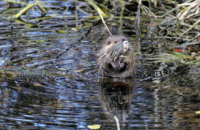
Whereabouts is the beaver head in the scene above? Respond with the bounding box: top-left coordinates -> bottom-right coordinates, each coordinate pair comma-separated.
97,35 -> 135,78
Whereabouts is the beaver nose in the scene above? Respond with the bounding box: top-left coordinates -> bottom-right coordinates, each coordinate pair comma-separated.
108,62 -> 126,71
123,41 -> 129,50
110,62 -> 118,71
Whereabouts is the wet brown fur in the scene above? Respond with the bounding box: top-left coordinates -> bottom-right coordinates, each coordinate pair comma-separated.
97,35 -> 135,78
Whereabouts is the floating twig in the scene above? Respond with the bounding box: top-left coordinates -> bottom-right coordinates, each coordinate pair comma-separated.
114,116 -> 120,130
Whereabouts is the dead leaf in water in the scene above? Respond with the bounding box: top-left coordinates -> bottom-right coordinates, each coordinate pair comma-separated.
34,83 -> 41,87
87,124 -> 100,129
74,70 -> 84,73
58,68 -> 67,70
71,28 -> 77,31
195,111 -> 200,114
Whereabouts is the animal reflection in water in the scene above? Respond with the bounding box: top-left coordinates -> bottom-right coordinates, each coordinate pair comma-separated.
98,78 -> 135,123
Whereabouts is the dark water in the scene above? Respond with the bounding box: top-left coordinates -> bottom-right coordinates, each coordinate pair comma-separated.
0,0 -> 200,130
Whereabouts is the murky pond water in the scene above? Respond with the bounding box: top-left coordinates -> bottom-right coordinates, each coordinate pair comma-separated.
0,0 -> 200,130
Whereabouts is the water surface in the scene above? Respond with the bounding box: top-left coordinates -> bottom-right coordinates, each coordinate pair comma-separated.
0,0 -> 200,129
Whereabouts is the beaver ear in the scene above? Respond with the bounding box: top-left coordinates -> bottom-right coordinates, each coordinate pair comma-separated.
107,39 -> 111,45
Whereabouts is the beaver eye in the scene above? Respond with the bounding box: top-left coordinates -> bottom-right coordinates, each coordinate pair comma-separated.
107,39 -> 111,45
115,41 -> 117,44
122,38 -> 127,42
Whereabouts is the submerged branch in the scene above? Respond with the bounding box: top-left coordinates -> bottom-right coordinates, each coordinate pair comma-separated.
9,2 -> 47,19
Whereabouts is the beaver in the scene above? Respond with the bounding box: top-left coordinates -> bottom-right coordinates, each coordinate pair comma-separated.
97,35 -> 135,78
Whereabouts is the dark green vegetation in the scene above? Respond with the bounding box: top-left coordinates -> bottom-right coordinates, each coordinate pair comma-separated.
0,0 -> 200,129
